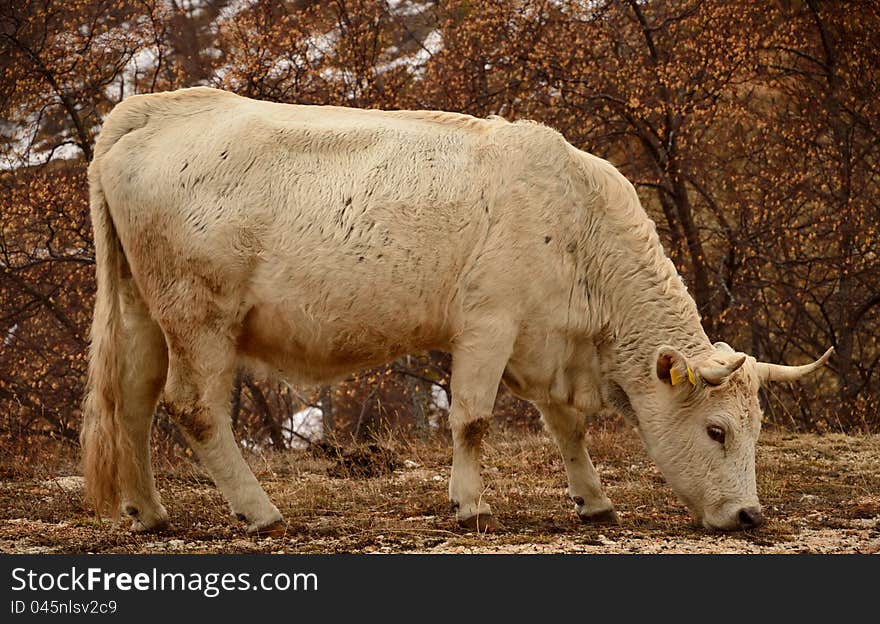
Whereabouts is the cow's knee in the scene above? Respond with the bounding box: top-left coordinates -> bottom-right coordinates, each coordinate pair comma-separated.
163,359 -> 216,443
453,416 -> 489,449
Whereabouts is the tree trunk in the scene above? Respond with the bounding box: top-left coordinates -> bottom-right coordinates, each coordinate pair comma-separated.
245,377 -> 286,451
319,386 -> 334,440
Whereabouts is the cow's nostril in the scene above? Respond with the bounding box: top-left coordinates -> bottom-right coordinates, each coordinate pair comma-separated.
737,507 -> 764,529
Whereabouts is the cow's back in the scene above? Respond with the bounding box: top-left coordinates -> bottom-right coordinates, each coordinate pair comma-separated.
94,88 -> 563,381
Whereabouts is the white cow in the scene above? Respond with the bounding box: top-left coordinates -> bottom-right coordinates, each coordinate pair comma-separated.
81,87 -> 831,534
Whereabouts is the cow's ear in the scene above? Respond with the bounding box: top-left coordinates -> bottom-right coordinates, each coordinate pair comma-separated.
656,347 -> 695,387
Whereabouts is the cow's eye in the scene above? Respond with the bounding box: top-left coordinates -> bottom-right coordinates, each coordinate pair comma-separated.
707,426 -> 726,444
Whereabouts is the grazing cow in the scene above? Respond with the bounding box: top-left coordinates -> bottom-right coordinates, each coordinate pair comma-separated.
81,87 -> 831,535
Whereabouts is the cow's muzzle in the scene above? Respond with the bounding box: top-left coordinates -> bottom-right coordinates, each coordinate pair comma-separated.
736,506 -> 764,530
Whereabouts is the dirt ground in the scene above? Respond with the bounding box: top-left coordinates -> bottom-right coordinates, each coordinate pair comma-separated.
1,425 -> 878,554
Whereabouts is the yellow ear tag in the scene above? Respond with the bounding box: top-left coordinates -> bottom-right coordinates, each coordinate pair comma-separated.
671,364 -> 697,387
687,364 -> 696,386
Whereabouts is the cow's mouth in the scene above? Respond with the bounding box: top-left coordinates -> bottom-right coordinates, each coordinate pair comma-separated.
701,505 -> 765,532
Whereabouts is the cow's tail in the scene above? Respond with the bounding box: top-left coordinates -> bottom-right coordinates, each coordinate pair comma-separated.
80,163 -> 127,519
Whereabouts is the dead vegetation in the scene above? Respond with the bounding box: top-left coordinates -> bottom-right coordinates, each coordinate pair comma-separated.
1,423 -> 878,554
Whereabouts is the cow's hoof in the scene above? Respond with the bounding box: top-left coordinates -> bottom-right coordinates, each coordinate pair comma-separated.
458,513 -> 503,533
578,508 -> 620,525
131,517 -> 169,532
125,503 -> 169,532
249,519 -> 288,538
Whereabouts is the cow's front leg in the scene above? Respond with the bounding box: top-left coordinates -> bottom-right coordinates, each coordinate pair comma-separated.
448,320 -> 516,532
539,403 -> 618,524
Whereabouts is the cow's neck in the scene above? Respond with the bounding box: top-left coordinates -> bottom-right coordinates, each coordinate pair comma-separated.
583,197 -> 713,383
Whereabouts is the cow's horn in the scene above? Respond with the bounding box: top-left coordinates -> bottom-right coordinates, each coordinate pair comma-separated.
713,341 -> 735,353
698,354 -> 747,386
756,347 -> 834,383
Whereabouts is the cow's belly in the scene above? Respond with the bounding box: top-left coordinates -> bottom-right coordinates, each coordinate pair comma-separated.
237,297 -> 453,385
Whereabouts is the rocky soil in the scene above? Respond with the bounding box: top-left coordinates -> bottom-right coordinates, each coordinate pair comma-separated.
2,428 -> 878,554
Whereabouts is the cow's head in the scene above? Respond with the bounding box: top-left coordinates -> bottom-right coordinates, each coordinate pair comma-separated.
631,342 -> 832,531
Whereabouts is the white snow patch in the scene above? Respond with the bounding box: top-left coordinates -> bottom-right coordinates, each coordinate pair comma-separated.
217,0 -> 257,22
421,29 -> 443,55
305,29 -> 340,63
430,384 -> 449,412
427,383 -> 448,429
376,29 -> 442,77
4,324 -> 19,347
284,406 -> 324,449
387,1 -> 431,17
0,131 -> 83,170
106,45 -> 159,100
239,405 -> 324,452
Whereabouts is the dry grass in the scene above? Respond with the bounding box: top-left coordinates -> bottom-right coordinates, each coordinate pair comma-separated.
1,423 -> 878,554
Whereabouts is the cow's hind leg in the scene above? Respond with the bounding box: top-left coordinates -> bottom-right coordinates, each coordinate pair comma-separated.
117,279 -> 169,531
448,320 -> 516,532
162,325 -> 283,535
539,403 -> 617,524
